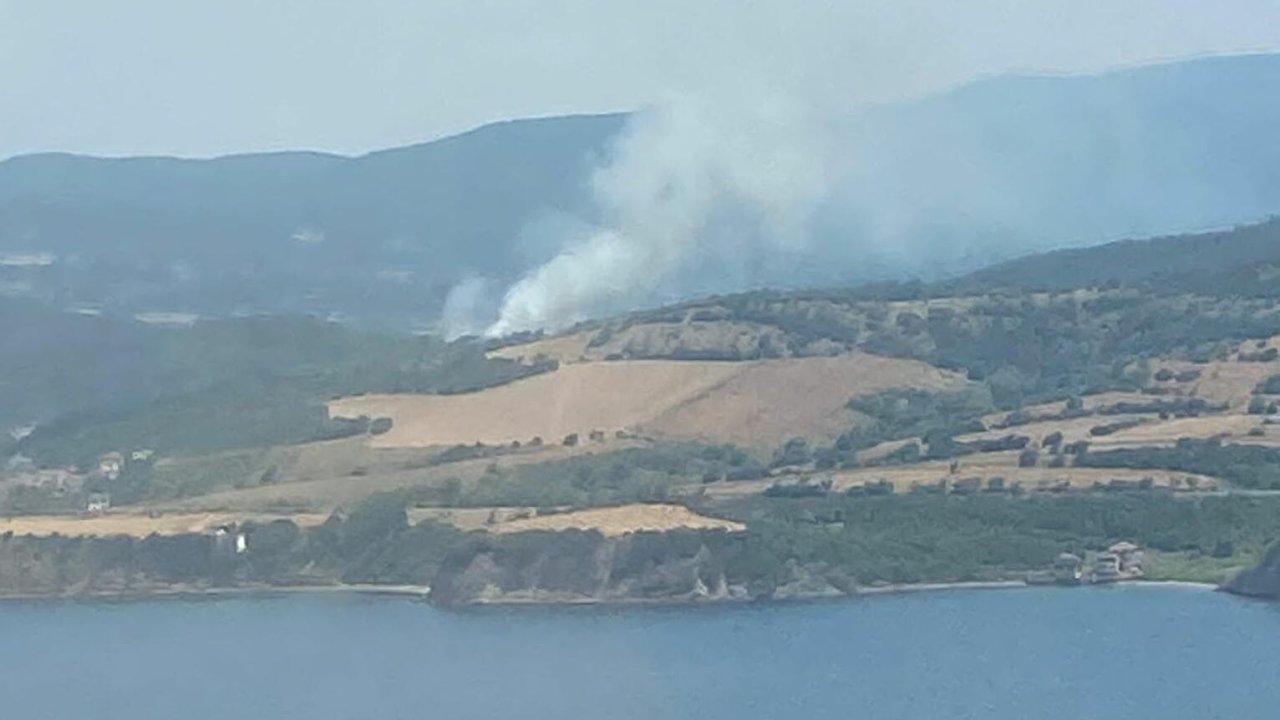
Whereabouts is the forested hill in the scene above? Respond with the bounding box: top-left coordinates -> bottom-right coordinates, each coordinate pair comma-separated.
950,218 -> 1280,296
0,114 -> 625,328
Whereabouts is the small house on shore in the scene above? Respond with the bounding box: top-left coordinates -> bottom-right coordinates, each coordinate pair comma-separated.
1053,553 -> 1083,584
1092,553 -> 1122,582
1108,542 -> 1145,574
1091,542 -> 1144,583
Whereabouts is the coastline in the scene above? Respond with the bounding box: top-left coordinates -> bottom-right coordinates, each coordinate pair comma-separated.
851,580 -> 1028,596
1132,580 -> 1219,591
0,577 -> 1221,606
0,583 -> 432,603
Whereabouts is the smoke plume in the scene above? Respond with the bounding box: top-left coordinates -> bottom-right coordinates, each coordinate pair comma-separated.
483,95 -> 829,337
448,56 -> 1280,339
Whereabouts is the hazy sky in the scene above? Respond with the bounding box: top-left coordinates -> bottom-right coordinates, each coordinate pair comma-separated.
3,0 -> 1279,159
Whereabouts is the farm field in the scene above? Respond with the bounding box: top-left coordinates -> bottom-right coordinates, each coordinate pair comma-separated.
330,353 -> 963,449
0,512 -> 328,538
487,503 -> 745,536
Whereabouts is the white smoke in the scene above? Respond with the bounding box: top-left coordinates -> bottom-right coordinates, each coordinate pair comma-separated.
483,94 -> 830,337
440,275 -> 501,340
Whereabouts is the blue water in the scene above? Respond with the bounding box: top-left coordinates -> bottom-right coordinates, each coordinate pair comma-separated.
4,585 -> 1280,719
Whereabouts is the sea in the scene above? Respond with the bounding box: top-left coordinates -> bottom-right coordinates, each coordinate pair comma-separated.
5,584 -> 1279,719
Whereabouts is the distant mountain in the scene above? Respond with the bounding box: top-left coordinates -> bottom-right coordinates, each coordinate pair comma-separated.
949,217 -> 1280,296
4,54 -> 1280,329
0,114 -> 625,329
828,53 -> 1280,277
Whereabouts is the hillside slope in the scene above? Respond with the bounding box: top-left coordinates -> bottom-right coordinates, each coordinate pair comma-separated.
952,217 -> 1280,295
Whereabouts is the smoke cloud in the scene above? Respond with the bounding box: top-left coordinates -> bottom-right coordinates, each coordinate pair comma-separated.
483,94 -> 830,337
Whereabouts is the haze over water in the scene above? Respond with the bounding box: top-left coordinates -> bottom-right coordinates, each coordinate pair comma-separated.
5,585 -> 1280,719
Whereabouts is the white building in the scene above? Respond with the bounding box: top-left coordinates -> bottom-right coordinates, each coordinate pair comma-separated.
85,493 -> 111,514
97,452 -> 124,480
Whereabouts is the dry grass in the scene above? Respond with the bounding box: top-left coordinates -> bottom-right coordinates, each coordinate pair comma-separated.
856,438 -> 923,463
649,354 -> 963,446
487,332 -> 595,364
1098,414 -> 1265,445
487,503 -> 744,536
1150,354 -> 1279,410
410,503 -> 745,536
331,354 -> 962,449
331,359 -> 742,447
1180,362 -> 1274,408
0,512 -> 328,538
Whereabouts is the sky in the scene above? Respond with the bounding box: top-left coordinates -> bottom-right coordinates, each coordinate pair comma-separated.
3,1 -> 1280,160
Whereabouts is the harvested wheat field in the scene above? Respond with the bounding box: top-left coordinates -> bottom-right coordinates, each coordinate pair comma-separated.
330,353 -> 963,449
1151,359 -> 1280,408
488,331 -> 595,364
0,512 -> 328,538
1097,413 -> 1265,446
648,354 -> 963,446
332,359 -> 743,447
487,503 -> 745,536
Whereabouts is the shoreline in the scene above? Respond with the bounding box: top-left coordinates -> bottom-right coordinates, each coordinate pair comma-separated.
0,577 -> 1220,606
0,583 -> 432,603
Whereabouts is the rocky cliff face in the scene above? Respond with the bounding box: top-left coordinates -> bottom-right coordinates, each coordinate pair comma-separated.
429,530 -> 745,605
1223,544 -> 1280,599
428,528 -> 860,605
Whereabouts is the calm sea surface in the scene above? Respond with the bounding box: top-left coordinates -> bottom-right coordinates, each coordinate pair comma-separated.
5,585 -> 1279,719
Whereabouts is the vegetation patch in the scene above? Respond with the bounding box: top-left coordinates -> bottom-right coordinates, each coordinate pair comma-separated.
1076,439 -> 1280,490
